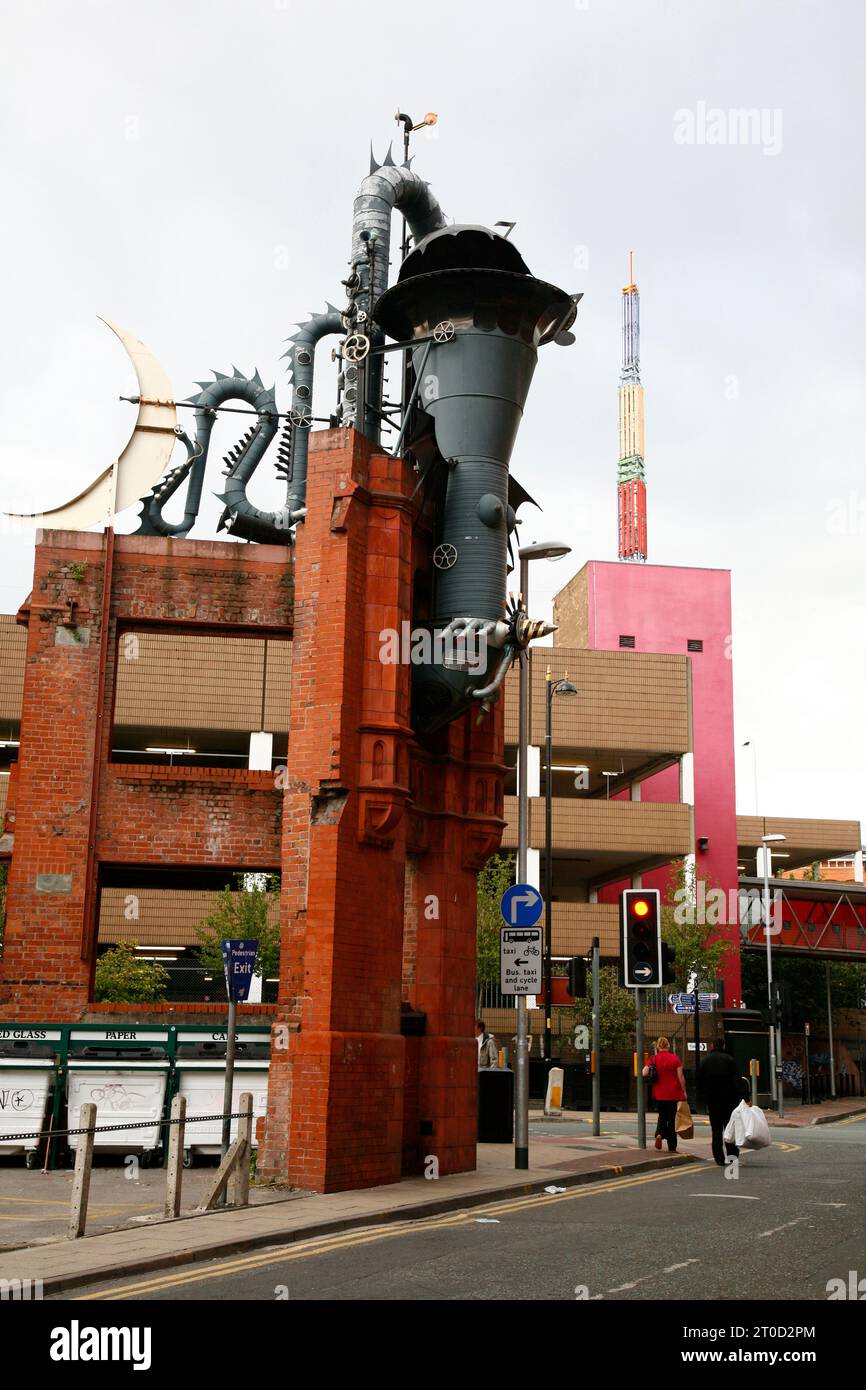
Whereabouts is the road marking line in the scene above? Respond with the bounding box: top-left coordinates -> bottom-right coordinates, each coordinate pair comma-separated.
77,1163 -> 710,1299
689,1194 -> 759,1200
758,1217 -> 809,1238
605,1258 -> 701,1296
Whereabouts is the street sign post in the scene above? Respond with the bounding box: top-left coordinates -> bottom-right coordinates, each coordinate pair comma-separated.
669,992 -> 717,1015
221,939 -> 258,1003
500,927 -> 543,995
500,883 -> 544,928
219,939 -> 258,1205
500,882 -> 544,1172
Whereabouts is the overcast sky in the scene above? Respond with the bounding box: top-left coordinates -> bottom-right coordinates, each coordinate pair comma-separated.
1,0 -> 863,832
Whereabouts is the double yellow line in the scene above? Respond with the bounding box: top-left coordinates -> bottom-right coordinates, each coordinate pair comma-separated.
78,1162 -> 709,1300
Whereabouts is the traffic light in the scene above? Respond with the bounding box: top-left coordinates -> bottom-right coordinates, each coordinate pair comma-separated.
620,888 -> 662,987
566,956 -> 587,998
660,942 -> 676,985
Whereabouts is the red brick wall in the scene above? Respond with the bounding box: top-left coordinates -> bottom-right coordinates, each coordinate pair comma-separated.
259,430 -> 505,1192
1,438 -> 506,1194
0,533 -> 291,1020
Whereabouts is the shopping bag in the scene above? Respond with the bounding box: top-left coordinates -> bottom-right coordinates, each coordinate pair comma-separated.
675,1100 -> 694,1139
723,1103 -> 746,1148
741,1102 -> 771,1150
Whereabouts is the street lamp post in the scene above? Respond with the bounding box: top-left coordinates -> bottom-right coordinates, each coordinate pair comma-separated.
742,740 -> 759,816
515,541 -> 571,1169
761,832 -> 785,1114
544,669 -> 578,1063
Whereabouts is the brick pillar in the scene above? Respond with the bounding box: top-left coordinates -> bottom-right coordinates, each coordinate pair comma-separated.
0,535 -> 107,1019
260,429 -> 417,1192
407,708 -> 505,1176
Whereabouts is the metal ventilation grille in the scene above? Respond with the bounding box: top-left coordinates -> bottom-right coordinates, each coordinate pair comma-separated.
112,631 -> 292,767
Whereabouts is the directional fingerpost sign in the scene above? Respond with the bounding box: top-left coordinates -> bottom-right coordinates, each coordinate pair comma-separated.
221,939 -> 258,1003
668,992 -> 718,1015
500,927 -> 543,995
500,883 -> 544,928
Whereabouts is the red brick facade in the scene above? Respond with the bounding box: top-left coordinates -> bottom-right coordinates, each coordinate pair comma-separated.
257,430 -> 504,1190
0,427 -> 506,1192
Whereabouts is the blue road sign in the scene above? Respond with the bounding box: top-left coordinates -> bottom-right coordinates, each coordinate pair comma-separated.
669,992 -> 716,1015
221,939 -> 258,1003
500,883 -> 544,928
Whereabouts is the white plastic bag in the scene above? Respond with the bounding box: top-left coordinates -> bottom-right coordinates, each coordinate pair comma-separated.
723,1100 -> 748,1148
741,1102 -> 771,1150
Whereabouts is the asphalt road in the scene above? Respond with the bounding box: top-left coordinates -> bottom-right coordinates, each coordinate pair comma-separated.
61,1116 -> 866,1303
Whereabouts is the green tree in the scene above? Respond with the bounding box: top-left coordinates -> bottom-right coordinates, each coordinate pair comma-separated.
195,873 -> 281,981
740,953 -> 866,1026
94,942 -> 169,1003
661,858 -> 734,991
476,853 -> 515,1011
570,965 -> 636,1051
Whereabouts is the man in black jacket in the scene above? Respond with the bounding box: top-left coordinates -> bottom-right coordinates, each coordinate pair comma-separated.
698,1039 -> 748,1165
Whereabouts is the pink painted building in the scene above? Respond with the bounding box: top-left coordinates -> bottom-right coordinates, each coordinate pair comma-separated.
553,560 -> 741,1001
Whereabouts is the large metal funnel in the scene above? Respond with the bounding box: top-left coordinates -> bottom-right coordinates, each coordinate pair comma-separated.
375,226 -> 577,733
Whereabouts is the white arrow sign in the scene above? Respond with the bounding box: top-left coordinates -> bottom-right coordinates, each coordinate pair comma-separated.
509,890 -> 539,924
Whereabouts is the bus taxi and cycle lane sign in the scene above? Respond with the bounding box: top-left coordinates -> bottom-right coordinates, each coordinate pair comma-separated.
500,927 -> 543,995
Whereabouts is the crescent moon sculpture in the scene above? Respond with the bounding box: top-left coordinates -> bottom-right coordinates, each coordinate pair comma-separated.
2,318 -> 177,531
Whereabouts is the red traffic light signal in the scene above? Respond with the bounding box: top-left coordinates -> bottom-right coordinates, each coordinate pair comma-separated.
620,888 -> 662,988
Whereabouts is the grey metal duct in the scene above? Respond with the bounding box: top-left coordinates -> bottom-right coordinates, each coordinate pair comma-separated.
136,150 -> 447,541
375,225 -> 579,734
279,305 -> 343,519
348,148 -> 447,438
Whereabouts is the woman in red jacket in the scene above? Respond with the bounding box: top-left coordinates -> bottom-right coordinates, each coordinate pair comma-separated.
642,1037 -> 687,1151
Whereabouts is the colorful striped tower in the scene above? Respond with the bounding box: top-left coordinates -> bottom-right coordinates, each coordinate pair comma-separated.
617,253 -> 647,562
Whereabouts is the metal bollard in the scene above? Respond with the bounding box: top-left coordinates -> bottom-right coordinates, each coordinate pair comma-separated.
750,1059 -> 759,1106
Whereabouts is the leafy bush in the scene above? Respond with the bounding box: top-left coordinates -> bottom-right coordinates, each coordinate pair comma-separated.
94,942 -> 169,1003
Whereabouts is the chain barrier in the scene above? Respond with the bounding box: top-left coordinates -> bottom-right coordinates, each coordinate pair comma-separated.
0,1109 -> 250,1145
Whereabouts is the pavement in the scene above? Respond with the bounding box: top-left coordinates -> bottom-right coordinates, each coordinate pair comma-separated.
1,1094 -> 863,1297
531,1096 -> 866,1128
1,1127 -> 696,1295
0,1155 -> 305,1248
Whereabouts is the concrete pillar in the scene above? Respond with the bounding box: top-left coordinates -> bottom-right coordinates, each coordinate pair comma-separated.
527,847 -> 541,889
679,752 -> 695,805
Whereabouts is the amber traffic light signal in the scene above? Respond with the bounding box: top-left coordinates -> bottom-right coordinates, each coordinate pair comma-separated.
620,888 -> 662,988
